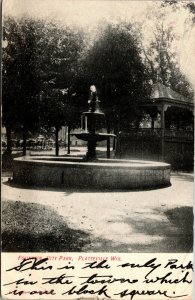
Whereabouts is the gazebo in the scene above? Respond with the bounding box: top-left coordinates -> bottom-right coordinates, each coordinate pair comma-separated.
116,83 -> 194,170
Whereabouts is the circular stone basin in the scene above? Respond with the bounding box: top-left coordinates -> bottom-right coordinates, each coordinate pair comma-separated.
13,156 -> 171,190
71,132 -> 115,142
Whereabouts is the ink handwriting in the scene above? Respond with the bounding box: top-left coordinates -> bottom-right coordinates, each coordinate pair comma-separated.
4,277 -> 38,286
114,289 -> 188,299
144,271 -> 192,284
3,257 -> 192,299
118,258 -> 161,277
62,284 -> 111,298
42,274 -> 74,285
82,260 -> 110,269
6,258 -> 52,272
164,259 -> 193,271
80,273 -> 138,285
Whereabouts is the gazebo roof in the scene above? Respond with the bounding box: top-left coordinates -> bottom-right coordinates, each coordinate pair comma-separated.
149,82 -> 193,106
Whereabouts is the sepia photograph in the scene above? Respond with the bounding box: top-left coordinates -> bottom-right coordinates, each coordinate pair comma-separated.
1,0 -> 194,255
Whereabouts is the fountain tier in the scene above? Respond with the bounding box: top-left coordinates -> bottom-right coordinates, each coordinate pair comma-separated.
71,85 -> 115,161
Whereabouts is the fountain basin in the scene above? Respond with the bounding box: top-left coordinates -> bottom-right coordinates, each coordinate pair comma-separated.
13,156 -> 171,189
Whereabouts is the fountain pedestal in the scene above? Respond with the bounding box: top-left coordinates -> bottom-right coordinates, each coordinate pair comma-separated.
86,138 -> 97,161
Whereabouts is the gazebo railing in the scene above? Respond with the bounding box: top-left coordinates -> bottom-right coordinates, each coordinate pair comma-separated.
119,128 -> 162,138
119,128 -> 193,141
164,129 -> 193,141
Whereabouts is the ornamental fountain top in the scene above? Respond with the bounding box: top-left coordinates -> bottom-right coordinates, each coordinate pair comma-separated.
87,85 -> 104,114
72,85 -> 115,161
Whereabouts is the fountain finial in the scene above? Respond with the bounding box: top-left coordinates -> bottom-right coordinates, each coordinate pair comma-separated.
88,85 -> 102,113
90,85 -> 96,93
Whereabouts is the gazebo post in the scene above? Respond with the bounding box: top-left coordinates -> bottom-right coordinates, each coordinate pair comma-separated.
160,105 -> 165,161
151,116 -> 155,130
160,104 -> 170,161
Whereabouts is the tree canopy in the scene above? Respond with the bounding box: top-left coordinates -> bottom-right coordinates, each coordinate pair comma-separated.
80,23 -> 151,131
2,17 -> 85,154
3,17 -> 43,153
141,2 -> 194,100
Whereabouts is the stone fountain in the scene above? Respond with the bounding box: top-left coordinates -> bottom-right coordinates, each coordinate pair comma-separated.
12,86 -> 171,190
71,85 -> 115,161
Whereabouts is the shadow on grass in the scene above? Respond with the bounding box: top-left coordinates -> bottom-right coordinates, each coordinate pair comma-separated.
124,206 -> 193,253
2,199 -> 193,253
164,206 -> 194,250
84,206 -> 194,253
2,200 -> 91,252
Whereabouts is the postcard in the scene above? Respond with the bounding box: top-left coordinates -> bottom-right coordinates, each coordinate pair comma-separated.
1,0 -> 194,299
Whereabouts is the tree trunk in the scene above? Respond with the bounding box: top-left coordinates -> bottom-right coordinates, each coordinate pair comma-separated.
67,123 -> 71,154
64,126 -> 67,149
107,120 -> 110,159
6,126 -> 12,154
23,128 -> 27,156
113,123 -> 118,151
55,125 -> 59,156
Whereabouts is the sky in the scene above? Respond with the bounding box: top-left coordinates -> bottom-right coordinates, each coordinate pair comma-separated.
3,0 -> 150,26
3,0 -> 195,89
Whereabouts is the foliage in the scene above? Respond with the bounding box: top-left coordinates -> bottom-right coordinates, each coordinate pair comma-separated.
38,22 -> 85,130
142,6 -> 194,100
2,17 -> 85,154
3,10 -> 194,150
3,17 -> 44,131
161,0 -> 195,23
80,22 -> 151,131
165,106 -> 194,129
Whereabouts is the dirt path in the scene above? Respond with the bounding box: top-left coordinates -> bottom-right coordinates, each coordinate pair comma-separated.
2,173 -> 193,252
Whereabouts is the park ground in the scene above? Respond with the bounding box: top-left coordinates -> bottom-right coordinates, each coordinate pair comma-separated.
1,147 -> 194,253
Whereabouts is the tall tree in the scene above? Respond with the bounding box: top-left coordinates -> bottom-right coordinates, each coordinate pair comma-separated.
80,22 -> 151,133
2,17 -> 18,153
3,17 -> 44,155
142,3 -> 194,99
142,21 -> 194,99
37,22 -> 85,155
2,17 -> 85,155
